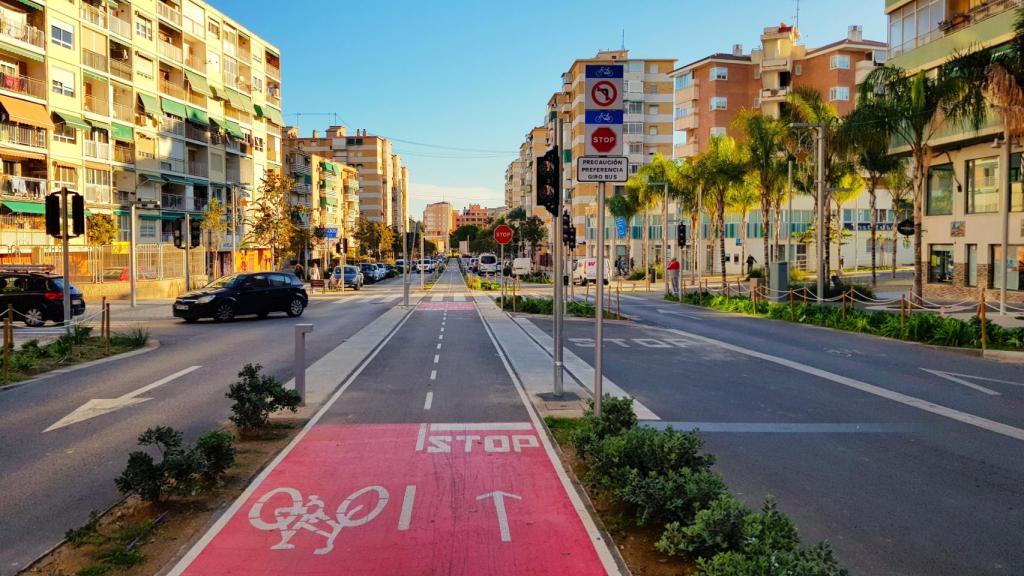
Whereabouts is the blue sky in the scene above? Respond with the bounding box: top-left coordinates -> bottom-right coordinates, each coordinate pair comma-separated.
210,0 -> 887,217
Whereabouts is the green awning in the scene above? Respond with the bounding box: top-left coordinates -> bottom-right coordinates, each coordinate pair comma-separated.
83,69 -> 107,82
88,119 -> 110,132
186,106 -> 209,127
0,41 -> 43,63
262,105 -> 284,126
114,209 -> 128,216
138,92 -> 159,117
52,111 -> 90,130
323,196 -> 338,206
222,120 -> 244,139
253,104 -> 264,118
102,0 -> 118,7
227,89 -> 254,113
140,212 -> 183,220
303,174 -> 312,185
111,122 -> 134,142
2,200 -> 45,214
319,161 -> 336,174
13,0 -> 44,10
139,173 -> 166,185
184,70 -> 212,97
161,97 -> 186,118
162,175 -> 191,185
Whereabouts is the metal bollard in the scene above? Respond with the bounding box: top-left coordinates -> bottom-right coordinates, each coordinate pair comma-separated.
294,324 -> 314,405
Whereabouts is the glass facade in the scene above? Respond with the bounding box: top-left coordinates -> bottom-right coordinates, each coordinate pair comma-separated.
926,163 -> 953,215
966,157 -> 999,214
991,245 -> 1024,292
928,244 -> 953,284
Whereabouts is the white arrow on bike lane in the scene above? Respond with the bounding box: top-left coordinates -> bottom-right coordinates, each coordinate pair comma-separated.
476,490 -> 521,542
44,365 -> 202,432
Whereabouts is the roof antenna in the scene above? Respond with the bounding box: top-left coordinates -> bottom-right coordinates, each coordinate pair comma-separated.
794,0 -> 801,31
621,29 -> 625,50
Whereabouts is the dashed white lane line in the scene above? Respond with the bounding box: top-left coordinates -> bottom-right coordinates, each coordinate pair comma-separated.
423,391 -> 433,410
436,343 -> 442,350
398,485 -> 417,531
438,334 -> 443,340
433,354 -> 440,364
430,370 -> 437,380
440,326 -> 445,332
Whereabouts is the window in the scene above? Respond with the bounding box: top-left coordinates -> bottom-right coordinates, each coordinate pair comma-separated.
645,83 -> 658,94
628,142 -> 643,154
54,165 -> 77,184
794,64 -> 803,75
624,122 -> 643,134
967,157 -> 999,214
710,97 -> 727,110
649,63 -> 659,73
926,163 -> 953,215
648,104 -> 659,115
967,244 -> 978,287
830,55 -> 851,69
207,18 -> 219,38
53,122 -> 76,143
992,245 -> 1024,291
889,0 -> 944,56
135,53 -> 154,79
753,68 -> 761,79
626,61 -> 643,73
709,67 -> 728,80
135,14 -> 152,40
648,126 -> 658,136
140,220 -> 157,239
629,164 -> 639,175
51,67 -> 75,97
253,136 -> 264,152
625,100 -> 643,114
86,167 -> 111,186
928,244 -> 953,284
626,80 -> 643,93
674,73 -> 693,90
51,19 -> 73,49
674,106 -> 693,118
710,127 -> 727,137
252,75 -> 263,92
829,87 -> 850,101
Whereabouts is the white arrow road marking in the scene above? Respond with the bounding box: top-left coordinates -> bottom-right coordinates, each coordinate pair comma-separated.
921,368 -> 1023,396
44,365 -> 202,432
476,490 -> 522,542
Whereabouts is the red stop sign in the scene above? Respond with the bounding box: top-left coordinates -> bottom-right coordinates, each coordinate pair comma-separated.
591,127 -> 617,154
494,224 -> 513,245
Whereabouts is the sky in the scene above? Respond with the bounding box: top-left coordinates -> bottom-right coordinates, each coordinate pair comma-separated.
209,0 -> 888,218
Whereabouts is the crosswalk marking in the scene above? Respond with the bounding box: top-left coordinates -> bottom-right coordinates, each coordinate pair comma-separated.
453,294 -> 466,302
431,294 -> 444,302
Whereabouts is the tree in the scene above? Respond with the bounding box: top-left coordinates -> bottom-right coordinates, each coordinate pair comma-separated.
354,218 -> 392,260
244,172 -> 298,270
734,109 -> 787,271
729,176 -> 759,275
886,160 -> 913,277
626,154 -> 686,290
608,191 -> 640,275
859,48 -> 990,302
86,213 -> 119,245
201,197 -> 228,278
830,173 -> 864,273
449,224 -> 481,248
693,136 -> 746,285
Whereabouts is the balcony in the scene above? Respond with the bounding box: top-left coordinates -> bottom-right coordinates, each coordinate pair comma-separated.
0,121 -> 46,148
675,141 -> 699,159
85,184 -> 113,204
117,190 -> 136,205
161,157 -> 185,173
0,71 -> 45,100
187,160 -> 208,178
82,49 -> 109,72
265,62 -> 280,80
674,114 -> 697,131
52,181 -> 77,194
158,40 -> 183,63
114,144 -> 134,164
266,91 -> 281,106
160,115 -> 185,136
0,175 -> 46,200
0,19 -> 44,49
160,78 -> 185,100
110,59 -> 132,81
760,86 -> 790,101
675,82 -> 698,102
185,53 -> 206,72
192,195 -> 208,211
161,193 -> 185,211
187,90 -> 207,108
84,140 -> 112,160
157,2 -> 182,26
109,15 -> 131,38
760,57 -> 790,71
112,101 -> 134,123
185,122 -> 208,142
84,94 -> 109,115
80,3 -> 107,28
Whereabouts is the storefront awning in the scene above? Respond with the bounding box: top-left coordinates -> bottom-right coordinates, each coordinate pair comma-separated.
138,92 -> 160,117
52,110 -> 90,131
184,70 -> 213,98
111,122 -> 134,142
161,97 -> 186,118
0,95 -> 53,129
185,105 -> 209,127
2,200 -> 45,214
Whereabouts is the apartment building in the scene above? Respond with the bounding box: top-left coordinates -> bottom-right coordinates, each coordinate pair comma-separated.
282,136 -> 359,265
670,24 -> 887,160
0,0 -> 285,277
885,0 -> 1024,302
504,159 -> 523,210
454,203 -> 495,229
285,125 -> 406,228
422,200 -> 452,253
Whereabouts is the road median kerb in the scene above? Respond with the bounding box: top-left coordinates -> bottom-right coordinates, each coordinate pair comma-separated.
0,339 -> 161,392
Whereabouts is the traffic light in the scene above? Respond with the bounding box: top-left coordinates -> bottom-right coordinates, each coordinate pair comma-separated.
45,194 -> 61,237
536,147 -> 560,215
189,218 -> 202,248
561,212 -> 572,245
71,193 -> 85,237
172,223 -> 184,249
568,227 -> 577,251
677,223 -> 688,248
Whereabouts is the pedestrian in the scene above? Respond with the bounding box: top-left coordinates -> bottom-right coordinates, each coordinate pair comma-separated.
630,257 -> 635,272
309,263 -> 321,281
667,257 -> 681,295
293,261 -> 305,280
746,254 -> 756,275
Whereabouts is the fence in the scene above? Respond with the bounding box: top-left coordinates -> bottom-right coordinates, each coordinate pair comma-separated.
0,244 -> 209,284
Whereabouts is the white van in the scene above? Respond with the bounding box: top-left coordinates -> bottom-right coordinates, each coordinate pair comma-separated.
478,253 -> 499,274
572,258 -> 612,285
512,257 -> 532,276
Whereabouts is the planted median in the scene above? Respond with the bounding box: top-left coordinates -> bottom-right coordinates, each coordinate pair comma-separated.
1,326 -> 150,386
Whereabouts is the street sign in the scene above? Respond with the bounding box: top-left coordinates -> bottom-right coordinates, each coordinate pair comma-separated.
584,125 -> 622,156
584,64 -> 624,158
897,219 -> 914,237
615,217 -> 627,238
577,156 -> 628,183
325,227 -> 338,239
494,224 -> 513,245
584,65 -> 623,110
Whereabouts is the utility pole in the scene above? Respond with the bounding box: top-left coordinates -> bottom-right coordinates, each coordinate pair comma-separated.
553,117 -> 564,397
594,181 -> 606,416
1000,135 -> 1011,315
129,202 -> 137,307
816,125 -> 825,304
419,221 -> 425,289
230,189 -> 238,275
60,187 -> 71,333
184,212 -> 191,291
403,213 -> 410,306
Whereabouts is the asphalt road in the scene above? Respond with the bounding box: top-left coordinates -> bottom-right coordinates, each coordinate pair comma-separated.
528,291 -> 1024,575
0,275 -> 410,575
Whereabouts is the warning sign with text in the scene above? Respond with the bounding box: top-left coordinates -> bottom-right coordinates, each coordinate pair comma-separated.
577,156 -> 628,183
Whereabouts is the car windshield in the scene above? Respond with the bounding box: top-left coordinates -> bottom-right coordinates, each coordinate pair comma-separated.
345,266 -> 358,273
205,274 -> 241,289
481,256 -> 496,264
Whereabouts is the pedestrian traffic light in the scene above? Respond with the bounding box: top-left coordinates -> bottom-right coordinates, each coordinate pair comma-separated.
71,193 -> 85,237
189,218 -> 202,248
677,223 -> 687,248
45,194 -> 61,238
536,147 -> 560,215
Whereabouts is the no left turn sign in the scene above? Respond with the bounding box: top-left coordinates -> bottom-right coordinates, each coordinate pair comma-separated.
590,81 -> 617,108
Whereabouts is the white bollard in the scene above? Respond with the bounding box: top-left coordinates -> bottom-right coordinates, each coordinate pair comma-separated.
295,324 -> 314,405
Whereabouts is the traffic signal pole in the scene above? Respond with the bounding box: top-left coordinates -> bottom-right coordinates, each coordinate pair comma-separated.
60,187 -> 71,334
184,213 -> 191,292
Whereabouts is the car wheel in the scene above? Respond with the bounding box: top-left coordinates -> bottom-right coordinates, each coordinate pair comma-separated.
23,307 -> 45,327
286,298 -> 305,317
214,302 -> 235,322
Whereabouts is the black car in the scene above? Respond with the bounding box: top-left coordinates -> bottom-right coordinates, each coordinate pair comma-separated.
359,263 -> 378,284
0,270 -> 85,327
172,272 -> 308,323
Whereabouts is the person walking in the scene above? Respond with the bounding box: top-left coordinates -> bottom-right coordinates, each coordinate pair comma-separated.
667,257 -> 681,295
746,254 -> 756,276
293,261 -> 305,280
309,263 -> 321,281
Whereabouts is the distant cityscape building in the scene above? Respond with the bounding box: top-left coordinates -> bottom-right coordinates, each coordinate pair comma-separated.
423,201 -> 453,253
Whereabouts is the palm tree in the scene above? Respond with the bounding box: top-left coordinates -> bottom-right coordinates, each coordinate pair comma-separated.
729,175 -> 759,275
830,173 -> 865,274
734,109 -> 787,270
608,191 -> 639,280
634,154 -> 686,293
859,50 -> 990,302
841,108 -> 903,285
694,136 -> 746,285
886,159 -> 913,277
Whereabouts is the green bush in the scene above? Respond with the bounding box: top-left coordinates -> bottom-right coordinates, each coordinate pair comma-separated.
111,328 -> 149,348
656,493 -> 749,558
572,395 -> 637,459
226,363 -> 301,432
746,267 -> 765,279
615,467 -> 726,527
465,276 -> 482,290
115,426 -> 236,503
627,270 -> 646,281
587,426 -> 714,489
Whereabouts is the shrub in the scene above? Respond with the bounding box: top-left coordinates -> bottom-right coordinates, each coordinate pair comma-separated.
572,395 -> 636,458
627,270 -> 646,281
465,276 -> 482,290
615,467 -> 727,527
656,493 -> 749,558
746,267 -> 765,279
115,426 -> 236,503
111,328 -> 149,348
226,363 -> 301,432
587,426 -> 715,488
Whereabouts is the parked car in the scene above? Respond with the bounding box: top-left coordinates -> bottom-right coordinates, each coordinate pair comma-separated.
417,258 -> 433,273
572,258 -> 612,286
384,264 -> 398,278
375,263 -> 388,280
0,269 -> 85,327
333,265 -> 363,290
512,257 -> 532,276
360,263 -> 378,283
478,253 -> 499,275
172,272 -> 308,323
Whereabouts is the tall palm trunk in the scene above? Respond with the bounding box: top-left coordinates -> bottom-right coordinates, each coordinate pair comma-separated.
718,196 -> 727,286
662,193 -> 670,295
690,212 -> 699,280
868,177 -> 879,286
892,222 -> 898,278
773,203 -> 782,268
911,147 -> 931,304
642,210 -> 649,283
740,209 -> 748,278
760,198 -> 771,272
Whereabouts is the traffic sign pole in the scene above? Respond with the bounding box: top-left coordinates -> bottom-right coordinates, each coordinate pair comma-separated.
594,181 -> 605,417
60,187 -> 71,334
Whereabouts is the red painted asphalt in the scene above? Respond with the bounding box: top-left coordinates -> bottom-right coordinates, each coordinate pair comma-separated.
176,422 -> 609,575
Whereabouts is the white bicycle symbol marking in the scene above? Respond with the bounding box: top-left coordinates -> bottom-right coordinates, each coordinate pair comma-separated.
248,486 -> 389,555
593,112 -> 614,123
593,66 -> 615,77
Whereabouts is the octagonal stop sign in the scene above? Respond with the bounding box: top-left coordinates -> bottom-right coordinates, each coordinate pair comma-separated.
494,224 -> 513,245
590,127 -> 617,154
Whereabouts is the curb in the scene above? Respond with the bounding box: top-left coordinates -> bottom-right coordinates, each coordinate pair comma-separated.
0,339 -> 161,392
